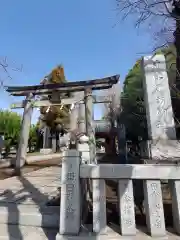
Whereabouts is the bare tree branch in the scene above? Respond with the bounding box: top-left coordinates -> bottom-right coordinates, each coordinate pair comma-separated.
0,57 -> 23,89
115,0 -> 176,50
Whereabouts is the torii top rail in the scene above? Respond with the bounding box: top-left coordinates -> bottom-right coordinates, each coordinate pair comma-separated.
5,75 -> 119,96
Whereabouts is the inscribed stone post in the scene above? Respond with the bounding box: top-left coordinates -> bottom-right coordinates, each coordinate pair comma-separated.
142,54 -> 180,161
118,180 -> 136,236
143,180 -> 166,237
142,54 -> 172,236
16,94 -> 33,170
59,150 -> 81,235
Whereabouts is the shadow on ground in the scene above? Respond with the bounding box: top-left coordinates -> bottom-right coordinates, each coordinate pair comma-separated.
0,158 -> 62,239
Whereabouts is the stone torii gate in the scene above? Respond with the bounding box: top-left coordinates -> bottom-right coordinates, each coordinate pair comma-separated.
6,75 -> 120,172
11,90 -> 111,153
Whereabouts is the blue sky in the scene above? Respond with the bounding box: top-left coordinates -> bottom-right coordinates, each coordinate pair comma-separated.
0,0 -> 151,123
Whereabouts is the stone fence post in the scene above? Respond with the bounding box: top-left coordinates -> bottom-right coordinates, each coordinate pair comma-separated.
57,150 -> 81,239
77,135 -> 90,226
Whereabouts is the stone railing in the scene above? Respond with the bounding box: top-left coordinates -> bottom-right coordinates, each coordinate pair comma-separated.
56,149 -> 180,239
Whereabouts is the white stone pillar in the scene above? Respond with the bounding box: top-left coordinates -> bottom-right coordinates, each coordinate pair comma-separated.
143,180 -> 166,237
142,54 -> 180,161
57,150 -> 81,237
142,54 -> 176,140
118,179 -> 136,236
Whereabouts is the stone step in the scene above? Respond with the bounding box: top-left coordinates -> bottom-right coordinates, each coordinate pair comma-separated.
0,204 -> 60,228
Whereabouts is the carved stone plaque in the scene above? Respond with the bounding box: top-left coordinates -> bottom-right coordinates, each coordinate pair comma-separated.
60,150 -> 80,235
142,55 -> 180,162
142,54 -> 176,140
118,180 -> 136,236
143,180 -> 166,237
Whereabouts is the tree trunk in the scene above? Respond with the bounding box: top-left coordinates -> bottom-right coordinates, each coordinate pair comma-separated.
173,18 -> 180,138
175,19 -> 180,84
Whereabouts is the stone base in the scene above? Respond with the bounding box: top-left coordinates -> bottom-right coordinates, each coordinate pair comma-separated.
56,226 -> 111,240
56,234 -> 109,240
40,148 -> 52,154
150,140 -> 180,162
55,226 -> 173,239
140,140 -> 180,164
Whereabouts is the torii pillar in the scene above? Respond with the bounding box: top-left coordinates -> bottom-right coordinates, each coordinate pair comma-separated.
84,88 -> 96,164
15,94 -> 33,173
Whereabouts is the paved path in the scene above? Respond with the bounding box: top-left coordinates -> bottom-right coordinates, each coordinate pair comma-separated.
0,166 -> 61,205
0,224 -> 179,240
0,166 -> 61,239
